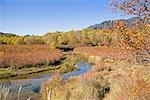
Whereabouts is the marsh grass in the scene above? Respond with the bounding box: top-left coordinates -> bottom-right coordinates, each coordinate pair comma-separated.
40,74 -> 110,100
0,65 -> 61,79
57,53 -> 87,74
0,85 -> 11,100
0,45 -> 64,69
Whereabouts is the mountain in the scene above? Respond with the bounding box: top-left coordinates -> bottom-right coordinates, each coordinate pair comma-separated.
87,17 -> 144,30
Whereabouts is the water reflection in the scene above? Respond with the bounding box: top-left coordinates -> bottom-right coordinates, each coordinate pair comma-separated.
0,61 -> 91,96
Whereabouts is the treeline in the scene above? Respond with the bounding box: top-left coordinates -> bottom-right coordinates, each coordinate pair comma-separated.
43,29 -> 117,47
0,29 -> 118,47
1,26 -> 149,51
0,36 -> 44,45
0,32 -> 18,37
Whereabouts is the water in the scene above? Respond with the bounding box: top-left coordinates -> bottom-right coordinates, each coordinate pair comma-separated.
0,61 -> 91,96
62,61 -> 91,80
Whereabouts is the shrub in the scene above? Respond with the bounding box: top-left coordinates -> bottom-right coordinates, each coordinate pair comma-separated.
40,74 -> 109,100
24,37 -> 44,45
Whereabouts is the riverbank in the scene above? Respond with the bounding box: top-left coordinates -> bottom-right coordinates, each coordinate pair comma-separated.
0,60 -> 91,100
0,66 -> 60,80
40,46 -> 150,100
0,52 -> 81,80
0,50 -> 90,100
0,46 -> 85,81
0,45 -> 66,80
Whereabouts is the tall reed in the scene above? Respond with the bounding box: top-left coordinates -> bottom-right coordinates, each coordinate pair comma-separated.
0,85 -> 11,100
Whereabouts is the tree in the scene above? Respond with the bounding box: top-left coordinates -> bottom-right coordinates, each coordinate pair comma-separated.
111,0 -> 150,49
16,38 -> 25,44
111,0 -> 150,19
111,0 -> 150,64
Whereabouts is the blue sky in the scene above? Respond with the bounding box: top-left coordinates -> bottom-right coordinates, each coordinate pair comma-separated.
0,0 -> 133,35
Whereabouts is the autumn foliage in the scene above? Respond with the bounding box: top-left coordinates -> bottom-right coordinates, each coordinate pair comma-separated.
111,0 -> 150,19
0,45 -> 64,69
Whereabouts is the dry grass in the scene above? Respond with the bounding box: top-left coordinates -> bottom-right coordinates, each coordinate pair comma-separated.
0,86 -> 11,100
40,46 -> 150,100
0,45 -> 64,69
74,46 -> 134,62
77,46 -> 150,100
104,64 -> 150,100
40,74 -> 109,100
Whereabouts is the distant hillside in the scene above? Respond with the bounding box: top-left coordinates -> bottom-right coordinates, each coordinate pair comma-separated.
88,17 -> 144,30
0,32 -> 18,37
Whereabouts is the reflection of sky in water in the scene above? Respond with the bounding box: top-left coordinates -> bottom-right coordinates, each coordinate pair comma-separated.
0,61 -> 91,96
62,61 -> 91,80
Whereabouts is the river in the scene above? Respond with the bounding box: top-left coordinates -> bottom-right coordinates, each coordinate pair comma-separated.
0,61 -> 91,97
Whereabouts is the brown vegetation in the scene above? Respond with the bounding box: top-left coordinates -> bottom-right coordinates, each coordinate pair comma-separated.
1,1 -> 150,99
0,45 -> 64,69
76,46 -> 150,100
104,64 -> 150,100
111,0 -> 150,65
40,45 -> 150,100
40,73 -> 109,100
74,46 -> 134,62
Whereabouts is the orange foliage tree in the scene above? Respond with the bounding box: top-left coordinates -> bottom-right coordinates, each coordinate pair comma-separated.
111,0 -> 150,19
111,0 -> 150,64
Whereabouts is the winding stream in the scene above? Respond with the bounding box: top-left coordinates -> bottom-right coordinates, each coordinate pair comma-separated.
0,61 -> 91,96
